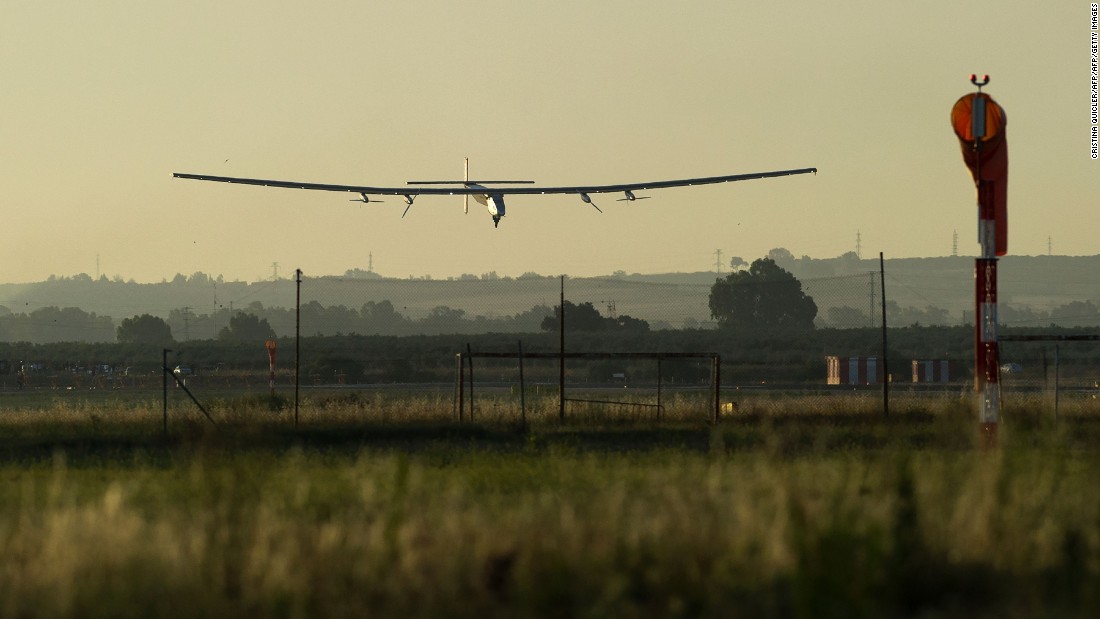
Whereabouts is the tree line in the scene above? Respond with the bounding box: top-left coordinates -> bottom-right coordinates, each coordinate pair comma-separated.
3,257 -> 1098,385
3,258 -> 1099,347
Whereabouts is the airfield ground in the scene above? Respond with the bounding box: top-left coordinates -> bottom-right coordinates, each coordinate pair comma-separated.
0,391 -> 1098,618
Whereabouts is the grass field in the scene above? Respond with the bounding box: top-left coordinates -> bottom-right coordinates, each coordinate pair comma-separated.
1,389 -> 1098,618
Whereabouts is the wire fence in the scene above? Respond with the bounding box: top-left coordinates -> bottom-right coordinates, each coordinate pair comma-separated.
275,270 -> 886,423
3,266 -> 1099,425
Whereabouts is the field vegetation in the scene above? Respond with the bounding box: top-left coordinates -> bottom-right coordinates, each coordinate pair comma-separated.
6,323 -> 1100,390
0,391 -> 1099,617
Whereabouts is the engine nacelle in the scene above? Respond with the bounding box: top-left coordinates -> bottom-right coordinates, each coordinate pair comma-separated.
578,192 -> 602,212
350,192 -> 380,203
616,190 -> 650,202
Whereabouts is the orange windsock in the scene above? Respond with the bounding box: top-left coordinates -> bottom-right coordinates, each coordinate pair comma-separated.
952,92 -> 1008,255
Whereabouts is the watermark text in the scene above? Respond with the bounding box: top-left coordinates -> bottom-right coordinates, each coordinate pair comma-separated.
1091,3 -> 1098,158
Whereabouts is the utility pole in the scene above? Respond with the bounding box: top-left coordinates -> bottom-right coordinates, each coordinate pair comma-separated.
163,349 -> 170,436
856,230 -> 862,259
714,249 -> 723,275
271,262 -> 280,281
559,275 -> 565,424
295,268 -> 301,426
952,229 -> 959,257
880,252 -> 889,417
368,252 -> 374,273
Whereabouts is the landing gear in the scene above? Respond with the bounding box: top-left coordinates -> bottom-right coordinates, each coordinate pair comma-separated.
493,215 -> 501,228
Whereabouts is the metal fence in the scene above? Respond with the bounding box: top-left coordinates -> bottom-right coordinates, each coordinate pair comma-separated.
285,269 -> 889,419
4,265 -> 1099,424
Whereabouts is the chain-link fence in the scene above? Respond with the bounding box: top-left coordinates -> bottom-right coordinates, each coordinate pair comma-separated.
998,336 -> 1100,417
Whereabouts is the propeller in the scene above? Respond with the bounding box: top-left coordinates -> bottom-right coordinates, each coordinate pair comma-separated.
616,190 -> 650,202
579,192 -> 602,213
349,193 -> 382,204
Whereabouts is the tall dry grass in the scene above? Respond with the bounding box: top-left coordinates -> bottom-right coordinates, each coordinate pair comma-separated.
0,392 -> 1097,617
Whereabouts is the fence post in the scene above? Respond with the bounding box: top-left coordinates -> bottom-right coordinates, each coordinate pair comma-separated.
1054,344 -> 1060,422
457,353 -> 465,422
880,252 -> 889,417
713,355 -> 721,424
453,353 -> 461,421
295,268 -> 301,427
467,343 -> 474,421
559,275 -> 565,424
266,339 -> 277,398
162,348 -> 170,436
518,340 -> 527,429
656,357 -> 662,422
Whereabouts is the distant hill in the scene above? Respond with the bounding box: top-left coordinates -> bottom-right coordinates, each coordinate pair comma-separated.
1,254 -> 1098,343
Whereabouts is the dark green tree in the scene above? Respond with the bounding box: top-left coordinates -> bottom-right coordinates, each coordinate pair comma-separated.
709,258 -> 817,331
117,314 -> 174,345
541,301 -> 606,332
360,300 -> 410,334
218,312 -> 276,342
540,301 -> 649,332
613,314 -> 650,333
423,306 -> 468,332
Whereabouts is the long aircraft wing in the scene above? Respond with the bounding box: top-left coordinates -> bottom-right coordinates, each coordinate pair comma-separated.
173,165 -> 816,227
172,167 -> 816,197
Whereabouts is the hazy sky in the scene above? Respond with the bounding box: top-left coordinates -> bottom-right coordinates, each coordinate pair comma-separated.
2,2 -> 1096,283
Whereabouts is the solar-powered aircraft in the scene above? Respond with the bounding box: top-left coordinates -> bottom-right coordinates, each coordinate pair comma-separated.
173,159 -> 816,228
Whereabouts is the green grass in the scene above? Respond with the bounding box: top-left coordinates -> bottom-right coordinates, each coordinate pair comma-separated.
0,391 -> 1098,617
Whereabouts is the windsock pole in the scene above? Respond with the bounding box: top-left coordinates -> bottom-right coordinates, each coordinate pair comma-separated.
976,234 -> 999,442
952,74 -> 1007,446
969,75 -> 1000,445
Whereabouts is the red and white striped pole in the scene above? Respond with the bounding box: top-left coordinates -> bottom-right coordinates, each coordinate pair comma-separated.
975,219 -> 999,439
952,75 -> 1008,446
